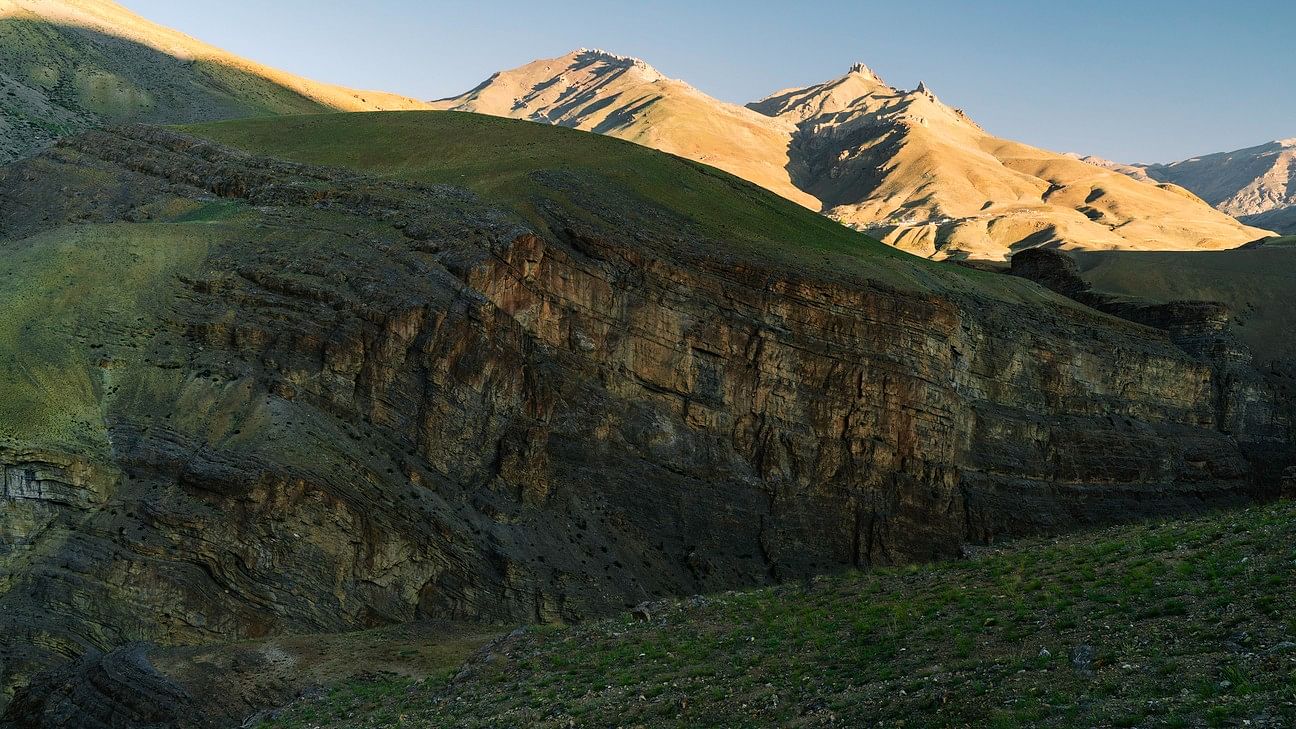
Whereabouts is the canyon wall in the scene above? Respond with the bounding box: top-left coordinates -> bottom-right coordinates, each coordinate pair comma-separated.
0,128 -> 1288,713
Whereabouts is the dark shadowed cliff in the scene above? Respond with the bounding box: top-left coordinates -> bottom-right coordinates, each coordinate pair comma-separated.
0,112 -> 1290,724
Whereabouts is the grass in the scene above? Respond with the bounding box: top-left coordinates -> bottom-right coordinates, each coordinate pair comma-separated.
0,211 -> 423,478
262,500 -> 1296,728
181,111 -> 1067,305
183,111 -> 871,257
0,222 -> 215,455
1074,247 -> 1296,365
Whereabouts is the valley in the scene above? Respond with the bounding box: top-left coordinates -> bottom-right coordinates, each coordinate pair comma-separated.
0,111 -> 1290,726
0,2 -> 1293,727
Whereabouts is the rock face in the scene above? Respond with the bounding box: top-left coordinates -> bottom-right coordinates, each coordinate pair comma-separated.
0,118 -> 1289,720
1088,139 -> 1296,235
1009,248 -> 1290,484
3,644 -> 204,729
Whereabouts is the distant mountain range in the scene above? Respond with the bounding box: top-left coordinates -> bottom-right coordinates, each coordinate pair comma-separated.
0,0 -> 430,163
0,2 -> 1284,256
433,50 -> 1270,260
1082,139 -> 1296,234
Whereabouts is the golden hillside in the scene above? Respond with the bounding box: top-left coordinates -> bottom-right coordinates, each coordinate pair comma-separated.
430,49 -> 817,208
438,54 -> 1271,260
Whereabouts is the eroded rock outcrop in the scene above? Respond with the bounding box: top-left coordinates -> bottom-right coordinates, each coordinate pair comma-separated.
0,126 -> 1290,723
1009,247 -> 1290,485
3,643 -> 202,729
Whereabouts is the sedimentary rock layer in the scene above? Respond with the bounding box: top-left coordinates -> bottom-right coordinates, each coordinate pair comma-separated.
0,122 -> 1287,717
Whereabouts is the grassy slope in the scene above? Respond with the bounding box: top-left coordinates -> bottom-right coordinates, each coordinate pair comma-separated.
0,207 -> 422,478
0,222 -> 215,456
181,111 -> 1064,304
264,500 -> 1296,728
183,112 -> 898,256
0,1 -> 434,162
1073,245 -> 1296,365
0,13 -> 322,118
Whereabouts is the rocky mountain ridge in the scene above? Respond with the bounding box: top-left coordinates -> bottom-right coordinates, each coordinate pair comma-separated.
435,50 -> 1270,260
1084,138 -> 1296,234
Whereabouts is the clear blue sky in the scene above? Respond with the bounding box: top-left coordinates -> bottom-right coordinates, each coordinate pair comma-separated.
120,0 -> 1294,163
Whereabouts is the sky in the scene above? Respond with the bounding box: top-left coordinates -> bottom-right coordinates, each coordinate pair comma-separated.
119,0 -> 1295,163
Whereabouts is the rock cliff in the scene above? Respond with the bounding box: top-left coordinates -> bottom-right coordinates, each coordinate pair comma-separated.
0,115 -> 1289,721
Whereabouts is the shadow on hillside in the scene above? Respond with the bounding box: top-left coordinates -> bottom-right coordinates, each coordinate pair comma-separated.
0,16 -> 338,164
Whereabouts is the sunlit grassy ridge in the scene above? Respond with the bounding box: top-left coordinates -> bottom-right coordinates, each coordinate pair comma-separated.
264,500 -> 1296,728
183,111 -> 1067,303
184,111 -> 892,256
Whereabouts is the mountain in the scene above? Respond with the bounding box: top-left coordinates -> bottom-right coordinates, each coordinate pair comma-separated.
1068,152 -> 1156,183
0,0 -> 430,162
1245,206 -> 1296,234
748,66 -> 1274,260
429,49 -> 816,208
434,52 -> 1270,260
1093,139 -> 1296,235
0,111 -> 1287,718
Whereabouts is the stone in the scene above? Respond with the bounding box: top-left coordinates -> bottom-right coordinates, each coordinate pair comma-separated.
1264,641 -> 1296,656
1070,645 -> 1095,675
0,125 -> 1289,719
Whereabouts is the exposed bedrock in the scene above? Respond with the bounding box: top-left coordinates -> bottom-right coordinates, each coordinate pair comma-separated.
0,128 -> 1290,719
1009,247 -> 1291,487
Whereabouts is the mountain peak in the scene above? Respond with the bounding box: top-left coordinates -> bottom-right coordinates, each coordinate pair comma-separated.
847,62 -> 884,83
565,48 -> 665,81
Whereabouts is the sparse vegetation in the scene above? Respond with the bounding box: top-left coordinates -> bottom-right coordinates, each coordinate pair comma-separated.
0,222 -> 216,453
1075,246 -> 1296,364
262,501 -> 1296,728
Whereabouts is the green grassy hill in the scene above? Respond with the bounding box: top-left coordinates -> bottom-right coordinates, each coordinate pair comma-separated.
1073,243 -> 1296,366
184,111 -> 1064,304
183,112 -> 908,269
262,500 -> 1296,728
3,112 -> 1290,726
